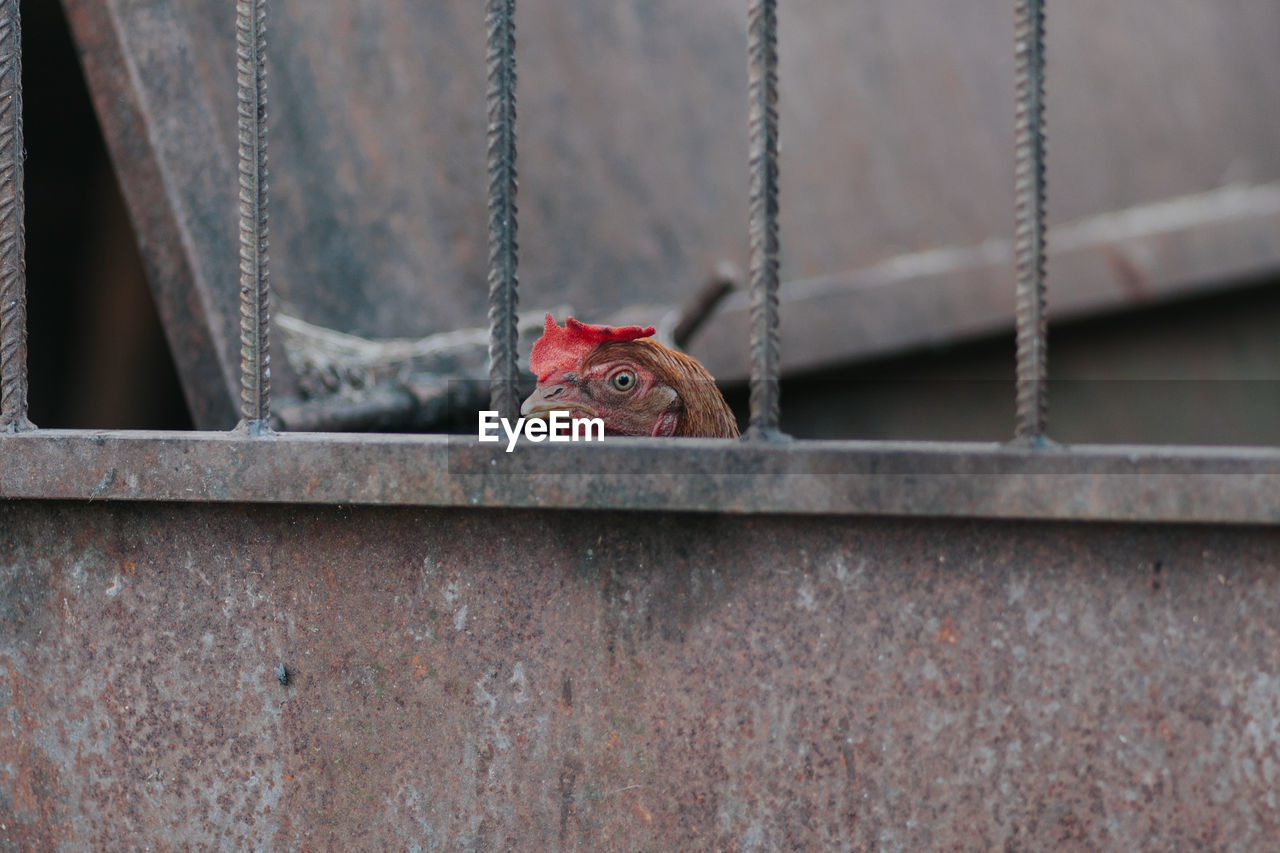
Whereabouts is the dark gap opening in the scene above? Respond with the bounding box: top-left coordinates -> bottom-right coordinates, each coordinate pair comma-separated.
22,0 -> 191,429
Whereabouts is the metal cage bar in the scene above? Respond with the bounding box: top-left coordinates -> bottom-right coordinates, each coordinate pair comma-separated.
485,0 -> 521,421
0,0 -> 1275,529
1013,0 -> 1049,443
236,0 -> 273,434
746,0 -> 783,439
0,0 -> 31,433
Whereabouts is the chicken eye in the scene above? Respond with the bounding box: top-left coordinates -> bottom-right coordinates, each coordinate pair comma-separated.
610,370 -> 637,392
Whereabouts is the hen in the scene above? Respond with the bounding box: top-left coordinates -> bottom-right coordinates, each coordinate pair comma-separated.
520,314 -> 740,438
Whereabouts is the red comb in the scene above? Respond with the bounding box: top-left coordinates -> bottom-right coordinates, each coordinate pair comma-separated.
529,314 -> 655,381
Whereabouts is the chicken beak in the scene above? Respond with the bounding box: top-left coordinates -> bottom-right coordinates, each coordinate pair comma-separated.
519,385 -> 558,419
520,385 -> 596,420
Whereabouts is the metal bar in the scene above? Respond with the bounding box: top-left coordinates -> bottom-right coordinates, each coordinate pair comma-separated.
0,0 -> 31,433
236,0 -> 273,434
746,0 -> 782,439
1013,0 -> 1048,443
486,0 -> 520,421
671,263 -> 739,350
2,431 -> 1278,523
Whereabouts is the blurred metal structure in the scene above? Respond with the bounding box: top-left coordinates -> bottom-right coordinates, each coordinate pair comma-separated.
3,0 -> 1280,849
58,0 -> 1280,427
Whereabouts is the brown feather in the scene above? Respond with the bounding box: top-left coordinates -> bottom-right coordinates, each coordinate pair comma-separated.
584,339 -> 740,438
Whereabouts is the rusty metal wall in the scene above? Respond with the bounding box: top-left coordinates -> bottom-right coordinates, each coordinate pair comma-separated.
3,500 -> 1278,849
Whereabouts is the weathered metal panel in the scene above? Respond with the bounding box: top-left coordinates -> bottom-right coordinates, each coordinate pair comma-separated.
60,0 -> 1280,422
1,431 -> 1279,523
2,501 -> 1278,849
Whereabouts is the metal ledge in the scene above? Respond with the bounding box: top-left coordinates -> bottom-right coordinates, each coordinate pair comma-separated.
1,430 -> 1277,522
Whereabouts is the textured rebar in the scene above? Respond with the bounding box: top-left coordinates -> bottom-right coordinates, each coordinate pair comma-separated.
0,0 -> 31,432
1013,0 -> 1048,443
746,0 -> 781,439
485,0 -> 520,421
236,0 -> 272,434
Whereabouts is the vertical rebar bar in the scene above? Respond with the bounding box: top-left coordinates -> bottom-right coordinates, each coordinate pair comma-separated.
236,0 -> 272,434
486,0 -> 520,421
1013,0 -> 1048,443
746,0 -> 782,440
0,0 -> 31,433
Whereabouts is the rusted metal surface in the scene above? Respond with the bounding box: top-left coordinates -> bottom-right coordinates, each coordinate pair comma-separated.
58,0 -> 1280,423
0,431 -> 1277,522
2,500 -> 1278,848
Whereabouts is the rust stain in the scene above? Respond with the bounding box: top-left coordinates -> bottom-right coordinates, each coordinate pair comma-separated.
934,615 -> 960,645
631,798 -> 653,823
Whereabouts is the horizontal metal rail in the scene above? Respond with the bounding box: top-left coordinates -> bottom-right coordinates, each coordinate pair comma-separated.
1,431 -> 1277,523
